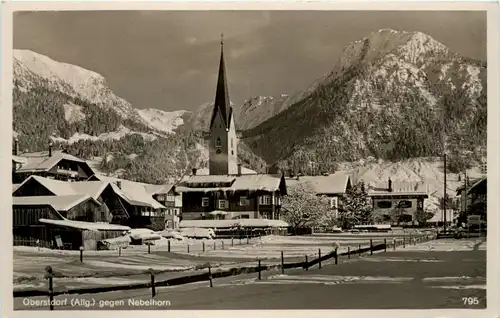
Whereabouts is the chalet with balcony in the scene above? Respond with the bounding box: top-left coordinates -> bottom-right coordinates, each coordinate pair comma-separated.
12,139 -> 96,183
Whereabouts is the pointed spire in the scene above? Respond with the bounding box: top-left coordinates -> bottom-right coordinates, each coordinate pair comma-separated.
210,33 -> 231,130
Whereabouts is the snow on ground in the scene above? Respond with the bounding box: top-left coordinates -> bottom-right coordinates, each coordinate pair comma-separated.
63,102 -> 86,123
14,235 -> 483,291
137,109 -> 188,134
397,238 -> 486,252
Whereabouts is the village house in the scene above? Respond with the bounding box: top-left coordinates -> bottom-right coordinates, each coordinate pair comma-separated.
13,175 -> 167,230
12,192 -> 130,250
368,178 -> 429,225
12,138 -> 96,183
145,184 -> 181,229
456,177 -> 487,222
177,167 -> 287,221
176,37 -> 288,224
286,172 -> 353,214
87,175 -> 168,230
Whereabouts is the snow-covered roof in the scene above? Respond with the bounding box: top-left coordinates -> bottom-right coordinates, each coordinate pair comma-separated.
12,155 -> 28,164
286,172 -> 351,195
39,218 -> 131,231
177,174 -> 284,192
14,175 -> 166,210
194,167 -> 257,176
12,184 -> 21,192
144,184 -> 174,195
94,175 -> 166,209
179,219 -> 289,229
15,150 -> 92,173
13,194 -> 100,211
368,181 -> 428,197
14,175 -> 108,199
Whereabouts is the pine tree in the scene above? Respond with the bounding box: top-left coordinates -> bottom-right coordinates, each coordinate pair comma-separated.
338,181 -> 372,228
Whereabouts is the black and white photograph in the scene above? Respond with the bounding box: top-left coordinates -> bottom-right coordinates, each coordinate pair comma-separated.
1,2 -> 498,315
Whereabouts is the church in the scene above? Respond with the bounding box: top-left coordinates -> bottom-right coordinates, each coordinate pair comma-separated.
175,36 -> 287,221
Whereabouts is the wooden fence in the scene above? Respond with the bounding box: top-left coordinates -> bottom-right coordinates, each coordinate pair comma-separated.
13,233 -> 436,310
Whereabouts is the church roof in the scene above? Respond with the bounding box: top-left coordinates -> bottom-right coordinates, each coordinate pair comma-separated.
209,36 -> 232,130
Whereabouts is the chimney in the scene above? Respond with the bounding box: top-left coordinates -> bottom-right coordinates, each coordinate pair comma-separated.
116,181 -> 122,189
192,168 -> 197,176
388,178 -> 392,192
13,137 -> 19,156
237,163 -> 242,176
48,140 -> 53,157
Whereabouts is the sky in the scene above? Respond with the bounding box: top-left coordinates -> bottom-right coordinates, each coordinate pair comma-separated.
14,11 -> 486,112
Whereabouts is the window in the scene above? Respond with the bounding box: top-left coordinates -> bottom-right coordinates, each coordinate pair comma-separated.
259,195 -> 272,205
330,197 -> 338,209
377,201 -> 392,209
202,197 -> 209,207
219,200 -> 228,209
398,200 -> 412,208
216,137 -> 222,148
157,195 -> 165,201
239,196 -> 248,206
240,214 -> 250,219
167,195 -> 175,201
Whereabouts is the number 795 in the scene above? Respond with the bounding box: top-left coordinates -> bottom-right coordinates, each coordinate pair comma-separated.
462,297 -> 479,305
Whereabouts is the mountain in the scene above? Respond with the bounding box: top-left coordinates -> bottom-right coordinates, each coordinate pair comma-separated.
12,49 -> 266,183
241,29 -> 487,174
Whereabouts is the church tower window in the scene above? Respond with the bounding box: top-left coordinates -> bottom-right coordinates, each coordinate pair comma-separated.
216,137 -> 222,148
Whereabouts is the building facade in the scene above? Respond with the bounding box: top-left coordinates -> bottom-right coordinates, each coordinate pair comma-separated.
368,178 -> 429,225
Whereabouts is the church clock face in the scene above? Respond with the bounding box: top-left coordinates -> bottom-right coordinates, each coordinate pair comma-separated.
216,148 -> 222,154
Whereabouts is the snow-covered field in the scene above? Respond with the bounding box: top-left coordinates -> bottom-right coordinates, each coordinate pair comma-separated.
13,234 -> 483,292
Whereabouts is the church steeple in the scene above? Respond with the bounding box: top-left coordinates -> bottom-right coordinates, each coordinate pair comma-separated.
210,33 -> 232,130
208,34 -> 238,176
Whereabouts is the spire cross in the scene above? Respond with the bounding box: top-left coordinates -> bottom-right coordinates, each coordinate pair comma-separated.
221,33 -> 224,46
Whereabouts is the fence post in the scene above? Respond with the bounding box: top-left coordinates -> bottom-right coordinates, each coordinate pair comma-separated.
214,241 -> 216,250
203,241 -> 205,252
78,246 -> 85,262
393,238 -> 396,251
370,239 -> 373,255
358,244 -> 361,257
148,268 -> 156,298
168,240 -> 171,252
403,237 -> 406,248
148,243 -> 151,254
222,241 -> 224,250
384,239 -> 387,252
187,244 -> 190,253
281,251 -> 284,274
119,247 -> 122,257
348,246 -> 351,259
318,249 -> 322,269
208,264 -> 213,288
247,235 -> 249,244
335,248 -> 338,265
258,259 -> 261,280
44,266 -> 54,311
232,237 -> 234,247
305,255 -> 309,271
